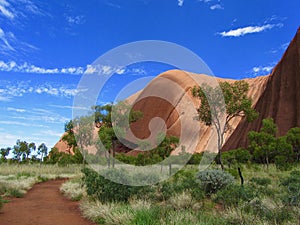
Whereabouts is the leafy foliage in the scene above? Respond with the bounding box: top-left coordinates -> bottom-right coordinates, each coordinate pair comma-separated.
214,184 -> 256,209
196,169 -> 235,195
192,81 -> 258,169
280,170 -> 300,207
82,168 -> 153,203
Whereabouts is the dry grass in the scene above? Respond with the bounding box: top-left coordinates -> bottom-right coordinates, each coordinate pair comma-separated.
60,179 -> 85,201
0,164 -> 81,197
80,200 -> 134,225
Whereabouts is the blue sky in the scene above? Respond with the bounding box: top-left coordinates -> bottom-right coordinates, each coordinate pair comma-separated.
0,0 -> 299,149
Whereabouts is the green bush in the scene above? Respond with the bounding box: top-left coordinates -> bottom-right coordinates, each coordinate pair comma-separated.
159,169 -> 204,201
132,207 -> 161,225
82,168 -> 155,203
214,184 -> 256,209
245,199 -> 294,224
0,195 -> 3,211
280,170 -> 300,207
196,169 -> 235,196
8,188 -> 24,198
188,153 -> 203,165
250,177 -> 271,186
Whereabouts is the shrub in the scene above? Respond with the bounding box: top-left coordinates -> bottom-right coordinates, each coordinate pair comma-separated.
249,177 -> 271,186
131,207 -> 161,225
60,180 -> 85,201
245,199 -> 295,224
214,184 -> 256,209
168,191 -> 193,210
8,188 -> 24,198
0,195 -> 3,211
82,168 -> 154,203
280,170 -> 300,207
196,169 -> 235,196
188,153 -> 203,165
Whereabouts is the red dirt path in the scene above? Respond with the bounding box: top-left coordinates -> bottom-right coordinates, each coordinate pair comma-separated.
0,179 -> 96,225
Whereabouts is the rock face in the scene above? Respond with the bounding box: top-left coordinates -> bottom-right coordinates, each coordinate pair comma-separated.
223,27 -> 300,150
55,28 -> 299,154
127,71 -> 268,153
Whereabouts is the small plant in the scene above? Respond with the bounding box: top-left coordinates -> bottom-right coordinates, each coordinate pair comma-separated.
60,180 -> 85,201
168,191 -> 193,210
214,184 -> 256,209
0,195 -> 3,211
196,169 -> 235,196
131,207 -> 161,225
8,188 -> 24,198
250,177 -> 271,186
280,170 -> 300,207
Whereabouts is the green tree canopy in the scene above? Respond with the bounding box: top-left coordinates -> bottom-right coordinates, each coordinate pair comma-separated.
192,80 -> 258,169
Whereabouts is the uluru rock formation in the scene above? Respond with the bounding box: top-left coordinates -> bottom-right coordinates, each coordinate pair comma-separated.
55,27 -> 299,154
223,27 -> 300,150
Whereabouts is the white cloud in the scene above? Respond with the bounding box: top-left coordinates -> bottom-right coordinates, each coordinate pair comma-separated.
0,0 -> 14,19
39,130 -> 62,137
219,23 -> 282,37
0,60 -> 84,75
49,104 -> 89,110
0,27 -> 15,52
198,0 -> 224,10
0,60 -> 144,76
210,4 -> 223,10
0,81 -> 82,101
85,64 -> 126,75
0,120 -> 46,127
65,15 -> 84,25
7,107 -> 26,113
251,65 -> 274,75
178,0 -> 184,6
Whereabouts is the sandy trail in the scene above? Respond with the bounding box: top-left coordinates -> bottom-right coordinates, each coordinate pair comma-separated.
0,179 -> 96,225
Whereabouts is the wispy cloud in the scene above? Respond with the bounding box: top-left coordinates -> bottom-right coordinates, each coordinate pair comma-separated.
0,27 -> 15,52
219,23 -> 283,37
178,0 -> 184,7
49,104 -> 90,110
0,81 -> 82,101
65,15 -> 84,25
7,108 -> 69,124
198,0 -> 224,10
85,64 -> 127,75
210,4 -> 223,10
251,65 -> 274,76
0,0 -> 47,20
0,120 -> 46,127
0,60 -> 84,74
7,107 -> 26,113
0,0 -> 15,19
269,42 -> 290,54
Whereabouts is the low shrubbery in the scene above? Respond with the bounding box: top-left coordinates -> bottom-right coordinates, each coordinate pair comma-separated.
196,169 -> 235,195
60,179 -> 85,201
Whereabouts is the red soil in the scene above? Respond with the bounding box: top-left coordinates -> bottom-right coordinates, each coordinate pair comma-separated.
0,179 -> 96,225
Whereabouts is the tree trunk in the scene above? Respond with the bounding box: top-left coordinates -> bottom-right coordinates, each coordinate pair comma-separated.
238,167 -> 244,186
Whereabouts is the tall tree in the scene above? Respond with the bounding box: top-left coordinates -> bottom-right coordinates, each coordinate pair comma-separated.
0,147 -> 11,161
73,115 -> 94,167
94,101 -> 143,168
192,80 -> 258,169
37,143 -> 48,163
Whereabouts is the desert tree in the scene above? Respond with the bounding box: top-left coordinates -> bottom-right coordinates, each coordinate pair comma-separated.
0,147 -> 11,162
192,80 -> 258,169
94,101 -> 143,168
37,143 -> 48,163
73,115 -> 94,167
